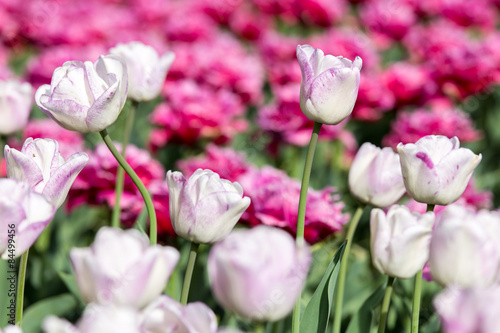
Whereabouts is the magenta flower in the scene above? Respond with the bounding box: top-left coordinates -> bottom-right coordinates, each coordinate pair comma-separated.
70,227 -> 180,308
5,138 -> 88,209
35,55 -> 127,133
208,226 -> 311,321
0,79 -> 33,135
348,142 -> 406,208
370,205 -> 434,278
297,44 -> 362,125
141,296 -> 218,333
397,135 -> 482,205
166,169 -> 251,244
0,178 -> 55,259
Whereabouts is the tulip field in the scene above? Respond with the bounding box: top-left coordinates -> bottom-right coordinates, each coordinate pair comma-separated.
2,0 -> 500,332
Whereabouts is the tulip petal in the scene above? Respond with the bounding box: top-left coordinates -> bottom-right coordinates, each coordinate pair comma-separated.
42,152 -> 89,208
85,80 -> 122,132
5,145 -> 44,189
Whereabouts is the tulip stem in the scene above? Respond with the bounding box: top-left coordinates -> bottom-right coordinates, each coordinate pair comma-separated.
411,204 -> 434,333
378,276 -> 395,333
181,242 -> 200,305
15,250 -> 29,327
333,204 -> 365,333
292,121 -> 322,333
99,129 -> 157,245
111,101 -> 138,228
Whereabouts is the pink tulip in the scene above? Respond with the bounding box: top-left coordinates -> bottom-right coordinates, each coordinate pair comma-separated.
0,178 -> 55,258
5,138 -> 88,209
397,135 -> 481,205
208,226 -> 311,321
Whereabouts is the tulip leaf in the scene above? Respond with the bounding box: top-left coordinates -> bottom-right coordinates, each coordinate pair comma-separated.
58,271 -> 85,304
299,241 -> 346,333
22,293 -> 78,333
345,280 -> 387,333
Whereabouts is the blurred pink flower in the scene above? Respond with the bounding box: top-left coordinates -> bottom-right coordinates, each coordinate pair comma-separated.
67,142 -> 164,226
360,0 -> 417,40
149,80 -> 247,149
293,0 -> 348,27
383,104 -> 481,149
228,3 -> 272,40
163,2 -> 218,42
167,34 -> 265,104
438,0 -> 497,30
382,62 -> 437,106
238,166 -> 349,243
352,71 -> 395,121
177,144 -> 253,182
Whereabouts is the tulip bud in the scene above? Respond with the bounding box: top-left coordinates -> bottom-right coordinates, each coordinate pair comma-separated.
0,79 -> 33,135
141,296 -> 218,333
429,206 -> 500,287
397,135 -> 481,205
0,178 -> 55,259
166,169 -> 251,244
208,226 -> 311,322
348,142 -> 406,208
296,44 -> 362,125
110,42 -> 175,102
70,227 -> 180,308
35,55 -> 128,133
5,138 -> 89,209
370,205 -> 434,278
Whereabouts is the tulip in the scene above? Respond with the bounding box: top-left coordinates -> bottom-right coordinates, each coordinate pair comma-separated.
0,79 -> 33,135
141,295 -> 218,333
429,206 -> 500,287
1,326 -> 23,333
397,135 -> 481,205
348,142 -> 406,208
5,138 -> 89,209
434,286 -> 500,333
370,205 -> 434,278
70,227 -> 180,308
34,55 -> 127,133
208,226 -> 311,321
0,178 -> 55,259
296,44 -> 362,125
109,42 -> 175,102
43,304 -> 141,333
166,169 -> 251,244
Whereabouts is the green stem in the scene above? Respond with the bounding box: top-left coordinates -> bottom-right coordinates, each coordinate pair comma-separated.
254,322 -> 266,333
111,101 -> 137,228
292,121 -> 322,333
99,129 -> 157,245
333,204 -> 365,333
378,277 -> 395,333
180,242 -> 200,305
411,204 -> 434,333
15,250 -> 29,327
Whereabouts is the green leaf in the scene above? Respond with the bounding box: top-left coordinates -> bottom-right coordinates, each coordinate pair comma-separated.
300,241 -> 346,333
22,293 -> 77,333
345,280 -> 388,333
57,271 -> 85,305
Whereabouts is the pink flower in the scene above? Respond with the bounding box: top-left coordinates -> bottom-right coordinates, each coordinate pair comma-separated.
177,144 -> 253,183
360,0 -> 417,40
0,178 -> 55,258
149,80 -> 247,149
352,71 -> 395,121
228,3 -> 272,40
238,166 -> 349,243
382,62 -> 437,106
438,0 -> 497,31
67,142 -> 164,225
383,104 -> 481,149
5,138 -> 89,209
163,2 -> 218,42
293,0 -> 348,27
